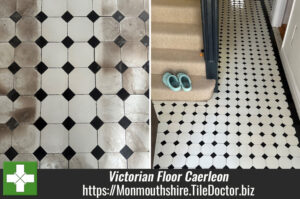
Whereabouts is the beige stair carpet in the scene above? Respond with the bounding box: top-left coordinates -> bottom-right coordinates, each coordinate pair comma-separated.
151,0 -> 215,101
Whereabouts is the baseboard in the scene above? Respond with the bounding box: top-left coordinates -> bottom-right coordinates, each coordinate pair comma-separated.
280,50 -> 300,119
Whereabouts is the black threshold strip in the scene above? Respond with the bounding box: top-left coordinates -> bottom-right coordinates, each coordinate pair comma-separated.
260,0 -> 300,144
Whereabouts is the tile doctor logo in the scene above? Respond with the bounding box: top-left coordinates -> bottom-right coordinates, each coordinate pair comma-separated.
3,162 -> 38,196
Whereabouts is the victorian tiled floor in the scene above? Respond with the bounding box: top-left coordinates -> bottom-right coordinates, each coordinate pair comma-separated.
0,0 -> 149,169
153,0 -> 300,169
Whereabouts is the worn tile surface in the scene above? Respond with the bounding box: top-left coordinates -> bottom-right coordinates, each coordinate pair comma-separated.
0,0 -> 149,168
153,0 -> 300,169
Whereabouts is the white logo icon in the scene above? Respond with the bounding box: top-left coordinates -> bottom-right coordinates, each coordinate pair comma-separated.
6,164 -> 35,192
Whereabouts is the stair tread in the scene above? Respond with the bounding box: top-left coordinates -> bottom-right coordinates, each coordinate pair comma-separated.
152,74 -> 215,101
152,22 -> 202,36
152,48 -> 204,63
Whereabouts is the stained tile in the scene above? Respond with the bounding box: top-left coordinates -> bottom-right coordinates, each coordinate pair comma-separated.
15,43 -> 41,67
98,153 -> 127,169
123,68 -> 148,94
121,17 -> 145,41
17,0 -> 41,16
13,96 -> 40,123
0,69 -> 13,95
69,153 -> 98,169
121,42 -> 147,67
96,68 -> 121,94
95,42 -> 120,68
12,124 -> 40,153
118,0 -> 144,17
93,0 -> 117,16
98,123 -> 125,152
40,154 -> 68,169
125,95 -> 148,122
0,124 -> 11,153
0,43 -> 14,68
0,96 -> 13,123
0,0 -> 16,17
0,19 -> 15,42
126,123 -> 149,152
97,95 -> 124,122
14,68 -> 40,95
16,17 -> 40,41
94,17 -> 119,41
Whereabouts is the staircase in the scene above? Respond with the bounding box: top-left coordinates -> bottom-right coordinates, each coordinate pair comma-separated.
151,0 -> 216,101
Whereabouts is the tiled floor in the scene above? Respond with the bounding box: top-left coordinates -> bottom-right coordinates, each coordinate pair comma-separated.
153,0 -> 300,169
0,0 -> 149,169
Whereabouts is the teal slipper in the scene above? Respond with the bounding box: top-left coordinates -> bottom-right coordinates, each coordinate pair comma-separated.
162,72 -> 181,91
177,73 -> 192,91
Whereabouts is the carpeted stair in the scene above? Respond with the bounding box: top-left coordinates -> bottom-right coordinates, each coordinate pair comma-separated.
151,0 -> 215,101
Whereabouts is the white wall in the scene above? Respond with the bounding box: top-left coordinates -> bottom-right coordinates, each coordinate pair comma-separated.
283,0 -> 294,24
280,0 -> 300,119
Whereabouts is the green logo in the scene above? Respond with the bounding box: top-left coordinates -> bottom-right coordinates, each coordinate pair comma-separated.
3,162 -> 37,196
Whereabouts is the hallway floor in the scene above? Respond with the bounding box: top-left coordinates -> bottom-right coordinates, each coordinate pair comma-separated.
153,0 -> 300,169
0,0 -> 149,169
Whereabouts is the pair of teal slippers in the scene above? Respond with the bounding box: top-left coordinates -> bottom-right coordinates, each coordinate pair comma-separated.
162,72 -> 192,92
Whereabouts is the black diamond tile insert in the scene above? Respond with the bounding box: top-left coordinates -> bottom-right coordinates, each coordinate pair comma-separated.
174,141 -> 179,145
10,12 -> 22,23
36,11 -> 48,22
171,152 -> 177,158
34,117 -> 47,131
62,62 -> 75,74
33,147 -> 47,161
237,153 -> 242,159
154,165 -> 160,169
112,11 -> 125,22
120,145 -> 133,159
262,154 -> 268,159
35,62 -> 48,74
115,61 -> 128,73
288,154 -> 293,160
8,62 -> 21,74
114,35 -> 126,48
5,147 -> 18,161
142,61 -> 149,73
144,89 -> 149,98
63,117 -> 75,130
88,36 -> 100,48
90,116 -> 103,130
34,89 -> 48,101
91,146 -> 105,160
187,141 -> 192,146
184,152 -> 190,158
7,89 -> 20,102
117,88 -> 130,101
62,146 -> 76,160
35,36 -> 48,48
197,153 -> 203,158
89,88 -> 102,101
9,36 -> 21,48
224,153 -> 229,158
168,165 -> 174,169
275,154 -> 281,160
62,11 -> 73,22
211,153 -> 217,158
6,117 -> 19,131
182,165 -> 188,169
140,35 -> 149,47
62,36 -> 74,48
88,62 -> 101,73
158,152 -> 164,157
199,141 -> 205,146
62,88 -> 75,101
87,11 -> 100,22
119,116 -> 132,129
249,154 -> 255,159
139,11 -> 149,22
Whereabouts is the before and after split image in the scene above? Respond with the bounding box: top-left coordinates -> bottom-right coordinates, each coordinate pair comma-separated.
0,0 -> 300,170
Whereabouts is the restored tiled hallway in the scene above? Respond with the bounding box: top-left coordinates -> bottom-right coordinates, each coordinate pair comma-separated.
153,0 -> 300,169
0,0 -> 149,169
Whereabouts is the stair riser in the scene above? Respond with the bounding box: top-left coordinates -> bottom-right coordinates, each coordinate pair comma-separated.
151,60 -> 206,76
152,33 -> 203,51
152,6 -> 202,25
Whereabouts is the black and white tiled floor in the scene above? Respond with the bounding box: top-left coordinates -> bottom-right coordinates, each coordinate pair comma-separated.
153,0 -> 300,169
0,0 -> 149,169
